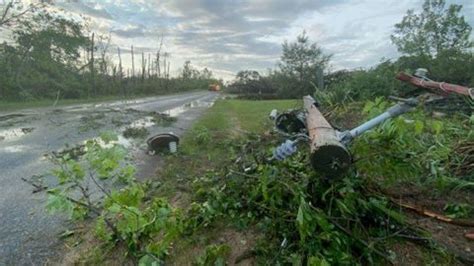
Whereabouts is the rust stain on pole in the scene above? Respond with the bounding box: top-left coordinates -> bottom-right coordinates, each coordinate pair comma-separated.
303,96 -> 351,177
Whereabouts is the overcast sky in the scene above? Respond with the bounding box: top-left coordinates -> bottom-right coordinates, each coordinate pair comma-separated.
52,0 -> 474,80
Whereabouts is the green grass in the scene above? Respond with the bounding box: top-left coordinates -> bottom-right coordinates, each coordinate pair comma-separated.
223,99 -> 301,132
159,99 -> 301,264
189,99 -> 300,134
157,100 -> 468,264
180,99 -> 300,154
156,99 -> 300,199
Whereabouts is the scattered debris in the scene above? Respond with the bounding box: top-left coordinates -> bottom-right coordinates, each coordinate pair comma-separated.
396,71 -> 474,99
0,127 -> 35,141
79,113 -> 106,131
449,140 -> 474,178
271,69 -> 473,178
394,200 -> 474,227
21,175 -> 47,193
149,111 -> 177,125
122,127 -> 149,139
50,144 -> 87,160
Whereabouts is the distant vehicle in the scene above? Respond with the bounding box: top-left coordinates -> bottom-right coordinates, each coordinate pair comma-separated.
208,83 -> 221,91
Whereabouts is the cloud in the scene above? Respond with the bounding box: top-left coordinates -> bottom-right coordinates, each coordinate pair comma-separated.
53,0 -> 474,80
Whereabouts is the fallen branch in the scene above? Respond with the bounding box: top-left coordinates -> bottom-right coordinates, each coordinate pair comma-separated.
393,201 -> 474,227
466,232 -> 474,241
21,177 -> 47,193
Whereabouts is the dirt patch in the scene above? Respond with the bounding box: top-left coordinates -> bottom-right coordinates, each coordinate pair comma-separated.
389,241 -> 429,265
385,185 -> 474,263
56,224 -> 134,266
406,212 -> 474,263
169,226 -> 259,265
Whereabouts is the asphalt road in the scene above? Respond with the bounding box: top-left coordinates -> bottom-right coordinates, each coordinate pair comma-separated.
0,91 -> 219,265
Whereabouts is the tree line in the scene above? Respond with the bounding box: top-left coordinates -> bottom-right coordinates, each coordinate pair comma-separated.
227,0 -> 473,101
0,1 -> 221,101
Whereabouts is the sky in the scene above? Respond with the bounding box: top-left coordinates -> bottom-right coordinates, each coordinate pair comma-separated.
25,0 -> 474,80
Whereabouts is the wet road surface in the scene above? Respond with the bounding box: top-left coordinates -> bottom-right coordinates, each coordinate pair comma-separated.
0,91 -> 218,265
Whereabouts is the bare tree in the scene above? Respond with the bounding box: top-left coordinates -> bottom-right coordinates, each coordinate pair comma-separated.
89,32 -> 95,97
147,53 -> 151,78
131,45 -> 135,77
0,0 -> 39,27
117,47 -> 123,80
97,33 -> 111,75
141,51 -> 146,80
156,34 -> 163,78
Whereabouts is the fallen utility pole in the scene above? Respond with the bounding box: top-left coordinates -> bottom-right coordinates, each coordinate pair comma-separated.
272,68 -> 473,178
396,72 -> 474,99
337,97 -> 418,145
303,96 -> 351,177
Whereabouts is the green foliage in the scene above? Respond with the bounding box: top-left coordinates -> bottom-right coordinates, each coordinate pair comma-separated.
352,98 -> 472,188
123,127 -> 149,139
322,60 -> 405,104
191,125 -> 211,145
0,3 -> 219,102
321,51 -> 473,106
277,31 -> 331,98
391,0 -> 472,56
226,70 -> 278,98
183,134 -> 410,264
228,32 -> 331,99
195,244 -> 231,266
443,203 -> 472,219
47,134 -> 183,262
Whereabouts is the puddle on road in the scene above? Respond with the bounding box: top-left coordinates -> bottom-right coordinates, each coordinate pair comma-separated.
1,145 -> 27,153
129,116 -> 155,128
127,112 -> 176,130
0,113 -> 26,121
49,135 -> 133,161
0,127 -> 35,141
88,134 -> 133,149
164,100 -> 214,117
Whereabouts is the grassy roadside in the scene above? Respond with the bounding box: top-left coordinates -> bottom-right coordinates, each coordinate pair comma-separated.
56,98 -> 471,265
156,99 -> 302,264
155,99 -> 300,200
155,98 -> 471,265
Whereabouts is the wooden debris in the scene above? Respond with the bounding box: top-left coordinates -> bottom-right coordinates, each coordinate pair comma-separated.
465,232 -> 474,241
394,201 -> 474,227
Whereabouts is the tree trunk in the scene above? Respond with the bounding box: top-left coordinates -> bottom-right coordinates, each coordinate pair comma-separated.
141,52 -> 146,80
131,45 -> 135,78
90,32 -> 95,98
303,95 -> 351,177
147,53 -> 151,79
